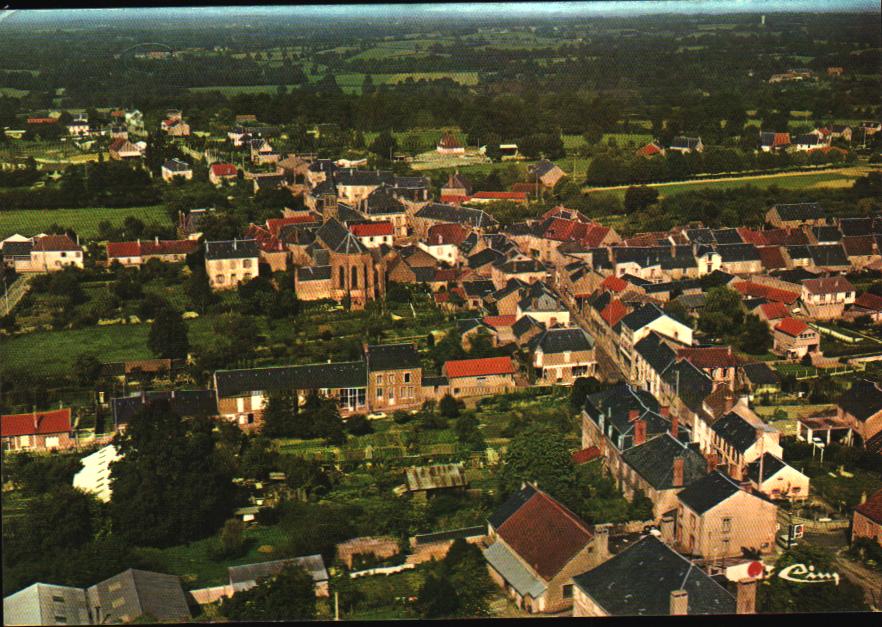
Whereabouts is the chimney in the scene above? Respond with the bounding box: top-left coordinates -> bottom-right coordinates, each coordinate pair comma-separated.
32,407 -> 39,433
660,406 -> 670,417
729,463 -> 742,481
593,524 -> 610,559
670,413 -> 679,439
672,456 -> 685,488
736,578 -> 757,615
659,514 -> 675,543
634,419 -> 647,446
155,235 -> 159,245
670,589 -> 688,616
628,409 -> 640,422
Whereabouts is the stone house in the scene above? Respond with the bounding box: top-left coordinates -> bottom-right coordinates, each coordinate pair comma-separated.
204,239 -> 260,290
771,317 -> 820,359
852,489 -> 882,546
483,484 -> 609,614
443,356 -> 517,398
1,408 -> 75,452
528,327 -> 596,385
365,343 -> 422,412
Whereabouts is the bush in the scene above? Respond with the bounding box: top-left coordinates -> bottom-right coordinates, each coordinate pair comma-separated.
346,414 -> 374,436
439,394 -> 462,419
392,410 -> 412,424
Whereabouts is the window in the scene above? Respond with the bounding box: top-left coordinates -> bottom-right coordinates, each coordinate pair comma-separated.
563,584 -> 573,600
404,372 -> 411,383
377,387 -> 383,398
60,252 -> 67,258
352,266 -> 359,289
54,617 -> 67,624
476,376 -> 487,383
376,374 -> 383,385
339,266 -> 346,288
242,259 -> 251,268
216,274 -> 225,284
247,414 -> 254,424
722,517 -> 731,533
52,595 -> 65,603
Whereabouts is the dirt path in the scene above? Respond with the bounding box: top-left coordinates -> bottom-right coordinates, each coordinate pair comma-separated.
834,555 -> 882,610
582,165 -> 879,194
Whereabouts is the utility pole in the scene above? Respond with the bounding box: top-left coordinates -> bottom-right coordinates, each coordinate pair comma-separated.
334,591 -> 340,621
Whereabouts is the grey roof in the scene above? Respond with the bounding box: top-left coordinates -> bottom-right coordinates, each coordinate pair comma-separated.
741,362 -> 780,386
529,159 -> 560,178
837,379 -> 882,422
415,203 -> 498,229
661,360 -> 713,414
770,267 -> 817,283
671,136 -> 701,149
1,240 -> 33,256
422,375 -> 448,387
674,292 -> 707,310
214,361 -> 367,398
334,168 -> 394,187
621,433 -> 708,490
297,265 -> 332,281
512,314 -> 545,338
405,463 -> 467,491
316,217 -> 368,254
784,244 -> 811,260
710,228 -> 744,245
634,332 -> 677,374
87,569 -> 190,623
229,555 -> 328,591
583,383 -> 673,448
530,327 -> 594,354
3,583 -> 91,626
811,225 -> 842,243
716,243 -> 760,263
677,471 -> 743,515
572,536 -> 736,616
496,258 -> 545,274
772,202 -> 826,221
366,343 -> 421,372
838,217 -> 873,237
204,239 -> 259,260
162,158 -> 190,172
620,303 -> 665,333
711,411 -> 761,454
483,541 -> 547,598
808,244 -> 849,267
462,279 -> 496,298
468,248 -> 505,269
364,186 -> 406,215
746,453 -> 790,484
111,390 -> 217,425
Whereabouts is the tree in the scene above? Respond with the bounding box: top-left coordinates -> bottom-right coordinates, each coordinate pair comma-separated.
216,518 -> 246,559
147,306 -> 189,359
416,538 -> 494,618
345,413 -> 374,436
220,564 -> 317,621
624,185 -> 659,213
739,313 -> 773,355
416,573 -> 460,618
109,401 -> 235,547
664,299 -> 691,326
699,286 -> 744,339
74,353 -> 103,387
570,377 -> 605,411
185,265 -> 215,313
369,130 -> 397,161
261,392 -> 299,438
498,423 -> 580,508
439,393 -> 461,419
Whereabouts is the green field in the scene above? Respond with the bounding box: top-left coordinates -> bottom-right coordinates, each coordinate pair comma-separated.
0,87 -> 28,98
584,169 -> 864,202
188,84 -> 302,95
0,205 -> 170,239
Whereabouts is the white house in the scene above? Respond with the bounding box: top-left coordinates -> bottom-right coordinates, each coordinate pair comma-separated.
73,445 -> 123,503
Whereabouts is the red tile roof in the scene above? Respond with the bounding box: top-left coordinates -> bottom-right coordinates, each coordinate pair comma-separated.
510,182 -> 539,194
571,446 -> 602,465
773,132 -> 791,147
775,317 -> 810,337
759,301 -> 790,320
854,292 -> 882,311
350,221 -> 394,237
2,408 -> 71,438
737,228 -> 768,246
635,142 -> 663,157
677,346 -> 739,369
426,223 -> 469,246
266,215 -> 318,236
444,356 -> 515,379
33,234 -> 80,252
855,489 -> 882,525
732,281 -> 800,305
540,218 -> 609,248
600,299 -> 629,327
757,246 -> 788,270
471,191 -> 528,201
107,239 -> 198,258
440,194 -> 469,204
434,268 -> 460,282
438,132 -> 462,149
496,488 -> 593,580
483,315 -> 517,329
600,275 -> 629,293
210,163 -> 238,177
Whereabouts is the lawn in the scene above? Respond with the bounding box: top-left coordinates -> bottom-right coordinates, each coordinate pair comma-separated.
0,205 -> 170,239
187,84 -> 303,96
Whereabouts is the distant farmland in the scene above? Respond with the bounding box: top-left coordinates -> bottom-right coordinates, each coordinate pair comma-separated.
0,205 -> 171,239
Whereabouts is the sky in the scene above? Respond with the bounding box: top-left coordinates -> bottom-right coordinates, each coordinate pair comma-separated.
1,1 -> 879,25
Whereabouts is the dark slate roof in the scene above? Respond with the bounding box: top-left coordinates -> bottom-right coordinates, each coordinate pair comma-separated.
711,411 -> 760,454
529,159 -> 560,178
811,225 -> 843,243
422,375 -> 449,387
746,453 -> 789,484
311,178 -> 336,196
677,471 -> 742,514
572,536 -> 736,616
297,265 -> 331,281
462,279 -> 496,298
162,158 -> 190,172
468,248 -> 505,269
808,244 -> 849,267
308,159 -> 338,174
686,228 -> 714,244
741,362 -> 780,386
621,433 -> 708,490
772,202 -> 825,222
583,383 -> 667,445
529,327 -> 594,354
710,228 -> 744,245
111,390 -> 217,425
214,362 -> 367,397
837,379 -> 882,422
620,304 -> 665,332
512,314 -> 545,338
634,332 -> 677,374
784,245 -> 811,260
700,269 -> 735,289
716,243 -> 760,262
365,186 -> 406,215
334,168 -> 394,187
838,217 -> 873,237
661,360 -> 713,414
415,203 -> 497,229
496,258 -> 545,274
587,247 -> 613,270
367,343 -> 421,372
489,483 -> 538,529
770,267 -> 817,283
316,217 -> 368,254
229,555 -> 328,587
1,240 -> 32,256
204,239 -> 259,260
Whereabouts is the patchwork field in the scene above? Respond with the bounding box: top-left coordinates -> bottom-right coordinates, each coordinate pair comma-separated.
0,204 -> 171,239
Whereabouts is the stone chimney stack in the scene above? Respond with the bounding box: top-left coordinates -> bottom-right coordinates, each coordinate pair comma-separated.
628,409 -> 640,422
670,589 -> 688,615
729,463 -> 742,481
736,579 -> 757,615
593,524 -> 610,560
634,419 -> 647,446
706,451 -> 718,473
670,412 -> 679,439
660,406 -> 670,417
672,456 -> 685,488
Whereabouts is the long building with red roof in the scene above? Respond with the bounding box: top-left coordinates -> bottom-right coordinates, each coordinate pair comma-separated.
106,238 -> 199,266
443,356 -> 516,398
1,408 -> 74,452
